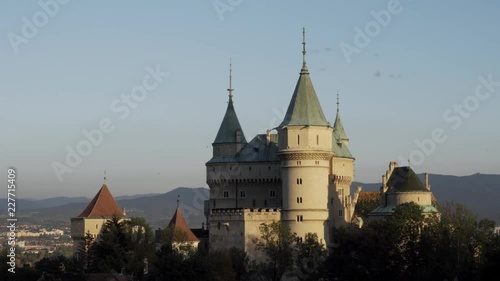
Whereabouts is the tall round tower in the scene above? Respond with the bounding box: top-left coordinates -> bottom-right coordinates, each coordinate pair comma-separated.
277,29 -> 333,243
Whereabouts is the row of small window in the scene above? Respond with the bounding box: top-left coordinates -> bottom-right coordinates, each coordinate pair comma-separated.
223,190 -> 276,198
295,211 -> 343,222
296,161 -> 320,165
296,135 -> 321,145
211,166 -> 273,172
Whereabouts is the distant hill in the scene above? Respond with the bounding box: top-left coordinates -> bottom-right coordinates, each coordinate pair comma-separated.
3,173 -> 499,228
5,187 -> 209,229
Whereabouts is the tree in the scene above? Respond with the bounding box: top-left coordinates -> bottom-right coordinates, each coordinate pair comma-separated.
87,215 -> 156,279
254,221 -> 297,281
208,247 -> 249,281
88,215 -> 129,273
124,217 -> 156,279
295,233 -> 327,281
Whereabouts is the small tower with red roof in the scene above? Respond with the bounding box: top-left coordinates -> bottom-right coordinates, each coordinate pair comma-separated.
70,183 -> 127,251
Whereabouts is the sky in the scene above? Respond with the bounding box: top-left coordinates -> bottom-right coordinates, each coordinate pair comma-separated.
1,0 -> 499,199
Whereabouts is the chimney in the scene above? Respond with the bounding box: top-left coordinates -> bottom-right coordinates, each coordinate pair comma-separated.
266,129 -> 271,144
382,175 -> 387,188
425,173 -> 431,190
122,207 -> 126,216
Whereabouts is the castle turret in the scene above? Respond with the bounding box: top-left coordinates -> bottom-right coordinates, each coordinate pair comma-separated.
277,28 -> 333,244
212,60 -> 247,158
328,93 -> 356,233
70,182 -> 127,252
333,94 -> 349,148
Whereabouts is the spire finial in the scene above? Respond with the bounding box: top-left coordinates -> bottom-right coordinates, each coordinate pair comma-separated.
176,194 -> 180,208
227,58 -> 234,98
336,89 -> 340,113
104,170 -> 106,183
302,27 -> 307,67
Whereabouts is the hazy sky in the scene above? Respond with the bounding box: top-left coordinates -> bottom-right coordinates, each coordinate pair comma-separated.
1,1 -> 499,199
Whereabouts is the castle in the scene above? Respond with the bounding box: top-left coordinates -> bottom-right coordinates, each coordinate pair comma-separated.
204,29 -> 362,254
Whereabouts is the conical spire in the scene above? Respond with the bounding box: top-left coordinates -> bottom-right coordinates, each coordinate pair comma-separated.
280,28 -> 329,127
78,184 -> 124,218
334,91 -> 349,141
168,207 -> 200,242
214,60 -> 247,144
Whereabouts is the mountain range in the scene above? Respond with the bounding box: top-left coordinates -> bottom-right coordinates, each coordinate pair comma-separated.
2,173 -> 499,228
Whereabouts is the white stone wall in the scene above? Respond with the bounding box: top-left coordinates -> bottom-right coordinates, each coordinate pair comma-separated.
208,208 -> 280,259
386,191 -> 432,206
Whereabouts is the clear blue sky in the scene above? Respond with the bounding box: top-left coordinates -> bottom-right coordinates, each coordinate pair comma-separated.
1,0 -> 499,199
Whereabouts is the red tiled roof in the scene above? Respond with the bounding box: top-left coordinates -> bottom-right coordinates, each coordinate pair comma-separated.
358,191 -> 380,202
168,208 -> 200,242
78,184 -> 125,218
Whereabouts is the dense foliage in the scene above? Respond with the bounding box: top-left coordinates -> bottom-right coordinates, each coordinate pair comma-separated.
5,203 -> 499,281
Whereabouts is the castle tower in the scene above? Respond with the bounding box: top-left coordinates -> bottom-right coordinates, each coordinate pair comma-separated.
212,60 -> 247,158
70,183 -> 127,252
328,93 -> 357,232
277,28 -> 334,244
369,163 -> 440,218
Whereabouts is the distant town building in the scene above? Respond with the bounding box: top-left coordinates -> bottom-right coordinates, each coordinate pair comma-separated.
70,184 -> 127,251
369,162 -> 440,218
205,29 -> 361,256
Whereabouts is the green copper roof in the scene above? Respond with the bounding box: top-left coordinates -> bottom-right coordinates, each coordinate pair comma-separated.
207,134 -> 280,164
333,111 -> 348,141
214,96 -> 247,144
279,65 -> 330,127
332,136 -> 354,159
369,204 -> 438,216
387,167 -> 429,192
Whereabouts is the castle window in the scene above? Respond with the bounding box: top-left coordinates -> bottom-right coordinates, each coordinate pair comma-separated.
300,197 -> 302,203
240,191 -> 246,198
297,178 -> 299,185
299,178 -> 303,185
330,197 -> 333,205
317,135 -> 319,145
296,215 -> 303,222
96,224 -> 98,229
338,210 -> 343,217
249,166 -> 252,171
223,191 -> 229,198
268,166 -> 271,170
297,197 -> 299,203
298,237 -> 303,243
298,135 -> 300,145
269,190 -> 276,198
